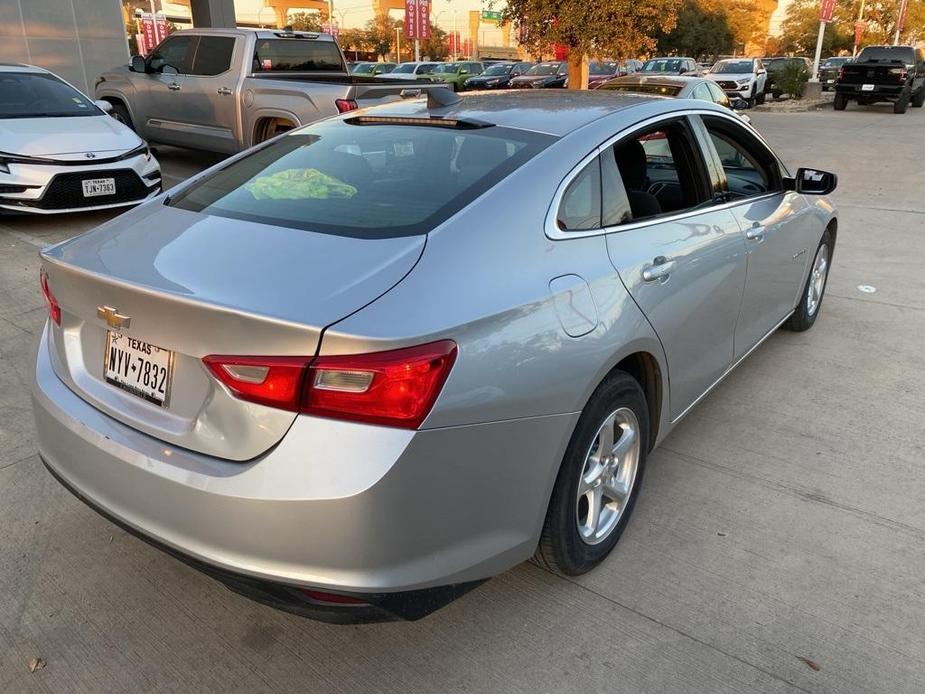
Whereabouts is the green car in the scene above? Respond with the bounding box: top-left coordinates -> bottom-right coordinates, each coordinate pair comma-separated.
429,61 -> 484,91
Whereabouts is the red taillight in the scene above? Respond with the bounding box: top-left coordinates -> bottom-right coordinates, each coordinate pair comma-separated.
203,355 -> 310,412
838,66 -> 845,81
304,340 -> 457,429
335,98 -> 359,113
202,340 -> 457,429
299,589 -> 369,606
39,268 -> 60,325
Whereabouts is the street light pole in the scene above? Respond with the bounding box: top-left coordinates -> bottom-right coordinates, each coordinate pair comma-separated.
853,0 -> 866,56
893,0 -> 908,44
396,27 -> 402,62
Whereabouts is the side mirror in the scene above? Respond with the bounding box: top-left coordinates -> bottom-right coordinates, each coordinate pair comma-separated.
130,55 -> 147,73
789,167 -> 838,195
94,99 -> 113,113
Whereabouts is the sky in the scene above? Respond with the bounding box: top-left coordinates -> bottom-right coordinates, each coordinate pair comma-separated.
162,0 -> 508,43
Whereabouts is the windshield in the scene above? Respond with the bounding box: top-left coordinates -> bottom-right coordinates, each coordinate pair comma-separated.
483,64 -> 513,76
416,63 -> 437,74
433,63 -> 460,74
598,82 -> 682,96
822,57 -> 850,67
641,59 -> 683,73
392,63 -> 416,73
713,60 -> 753,74
169,121 -> 554,238
856,47 -> 915,64
253,38 -> 344,72
0,72 -> 101,119
527,63 -> 561,76
351,63 -> 376,74
590,62 -> 617,75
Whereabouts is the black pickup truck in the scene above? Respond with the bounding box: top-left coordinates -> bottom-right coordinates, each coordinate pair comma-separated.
834,45 -> 925,113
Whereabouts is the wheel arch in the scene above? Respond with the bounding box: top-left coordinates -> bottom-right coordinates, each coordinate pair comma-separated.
251,112 -> 300,146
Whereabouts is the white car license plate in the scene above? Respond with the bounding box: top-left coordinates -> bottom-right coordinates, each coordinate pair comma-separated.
861,84 -> 875,91
104,331 -> 173,407
827,79 -> 835,83
82,178 -> 116,197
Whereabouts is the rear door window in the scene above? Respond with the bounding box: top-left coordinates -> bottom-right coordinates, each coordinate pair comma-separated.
170,120 -> 554,238
192,36 -> 236,76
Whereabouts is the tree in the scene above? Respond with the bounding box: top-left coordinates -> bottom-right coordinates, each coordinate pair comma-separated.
420,23 -> 449,61
288,11 -> 323,32
499,0 -> 683,88
655,0 -> 734,59
339,27 -> 370,53
366,15 -> 402,60
724,0 -> 776,53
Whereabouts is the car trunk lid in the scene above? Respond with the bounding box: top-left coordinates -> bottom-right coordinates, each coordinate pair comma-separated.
40,203 -> 425,461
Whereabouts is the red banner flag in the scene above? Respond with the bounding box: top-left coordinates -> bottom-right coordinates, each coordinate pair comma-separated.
819,0 -> 837,23
404,0 -> 430,39
418,0 -> 431,39
140,14 -> 156,55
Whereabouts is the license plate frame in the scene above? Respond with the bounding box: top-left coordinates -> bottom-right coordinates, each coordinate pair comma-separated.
861,83 -> 875,91
104,331 -> 174,407
82,177 -> 116,197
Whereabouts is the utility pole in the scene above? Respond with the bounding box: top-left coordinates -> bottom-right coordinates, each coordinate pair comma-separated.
396,26 -> 402,62
853,0 -> 866,56
894,0 -> 908,44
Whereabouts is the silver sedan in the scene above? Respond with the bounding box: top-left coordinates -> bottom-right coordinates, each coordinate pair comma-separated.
32,89 -> 837,622
0,64 -> 161,214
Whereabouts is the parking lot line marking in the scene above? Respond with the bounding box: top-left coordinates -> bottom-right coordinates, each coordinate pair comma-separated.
0,227 -> 49,249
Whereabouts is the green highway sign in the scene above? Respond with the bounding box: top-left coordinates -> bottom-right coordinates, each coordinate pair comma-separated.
481,10 -> 502,21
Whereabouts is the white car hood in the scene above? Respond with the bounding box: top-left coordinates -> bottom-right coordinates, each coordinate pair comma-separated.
710,72 -> 753,80
0,115 -> 141,158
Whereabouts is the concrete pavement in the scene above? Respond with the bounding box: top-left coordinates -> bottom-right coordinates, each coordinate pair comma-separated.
1,109 -> 924,693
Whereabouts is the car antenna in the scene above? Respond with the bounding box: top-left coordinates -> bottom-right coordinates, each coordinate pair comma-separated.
427,87 -> 462,110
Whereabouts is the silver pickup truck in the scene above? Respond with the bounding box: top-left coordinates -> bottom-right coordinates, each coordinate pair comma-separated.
95,28 -> 432,153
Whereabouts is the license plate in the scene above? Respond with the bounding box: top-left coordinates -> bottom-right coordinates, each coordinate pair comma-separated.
104,331 -> 173,407
861,84 -> 875,91
82,178 -> 116,197
827,79 -> 835,83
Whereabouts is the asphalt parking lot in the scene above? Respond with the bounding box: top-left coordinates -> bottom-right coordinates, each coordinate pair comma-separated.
2,105 -> 924,693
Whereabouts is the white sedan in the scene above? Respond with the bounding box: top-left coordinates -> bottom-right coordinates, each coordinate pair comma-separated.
705,58 -> 768,107
0,64 -> 161,215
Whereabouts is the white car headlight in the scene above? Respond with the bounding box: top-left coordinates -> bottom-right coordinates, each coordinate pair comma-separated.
736,78 -> 753,86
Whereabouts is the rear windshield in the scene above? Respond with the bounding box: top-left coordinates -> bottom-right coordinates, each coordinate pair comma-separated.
856,47 -> 915,64
822,57 -> 851,67
642,59 -> 683,72
0,72 -> 100,119
169,120 -> 554,238
252,38 -> 344,72
590,62 -> 617,75
597,82 -> 682,96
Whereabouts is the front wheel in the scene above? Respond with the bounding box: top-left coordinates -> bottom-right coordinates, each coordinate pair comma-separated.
535,372 -> 648,576
108,101 -> 134,130
786,228 -> 832,332
833,94 -> 848,110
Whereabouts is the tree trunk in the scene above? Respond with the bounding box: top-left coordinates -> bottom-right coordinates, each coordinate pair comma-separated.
567,51 -> 589,90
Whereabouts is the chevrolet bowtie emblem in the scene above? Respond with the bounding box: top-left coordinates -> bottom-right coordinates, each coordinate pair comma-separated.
97,305 -> 131,329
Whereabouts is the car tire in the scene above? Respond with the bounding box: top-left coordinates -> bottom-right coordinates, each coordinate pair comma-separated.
894,95 -> 909,114
786,228 -> 832,333
833,94 -> 848,110
756,89 -> 766,105
773,90 -> 782,99
911,88 -> 925,108
534,371 -> 649,576
108,101 -> 135,130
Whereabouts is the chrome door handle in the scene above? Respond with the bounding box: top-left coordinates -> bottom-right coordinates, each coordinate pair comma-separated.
217,87 -> 232,95
642,257 -> 676,282
168,82 -> 181,91
745,226 -> 764,241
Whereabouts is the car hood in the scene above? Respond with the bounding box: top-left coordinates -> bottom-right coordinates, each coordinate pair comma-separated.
43,202 -> 426,330
710,72 -> 753,80
0,114 -> 141,157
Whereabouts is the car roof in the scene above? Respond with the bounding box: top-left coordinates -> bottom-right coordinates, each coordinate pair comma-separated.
173,27 -> 337,42
0,63 -> 50,74
354,90 -> 663,136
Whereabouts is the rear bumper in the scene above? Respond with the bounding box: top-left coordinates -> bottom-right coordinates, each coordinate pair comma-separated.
32,323 -> 576,617
835,83 -> 906,99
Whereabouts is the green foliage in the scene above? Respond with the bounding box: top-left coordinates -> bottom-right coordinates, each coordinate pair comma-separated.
498,0 -> 682,58
421,24 -> 449,60
655,0 -> 734,58
365,15 -> 402,59
777,60 -> 810,98
288,11 -> 323,33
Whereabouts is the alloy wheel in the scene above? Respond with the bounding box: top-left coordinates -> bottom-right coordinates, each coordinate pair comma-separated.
806,243 -> 829,317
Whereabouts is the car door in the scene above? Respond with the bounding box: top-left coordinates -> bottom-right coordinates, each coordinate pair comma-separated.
696,114 -> 817,359
137,34 -> 197,144
168,34 -> 240,153
600,115 -> 747,419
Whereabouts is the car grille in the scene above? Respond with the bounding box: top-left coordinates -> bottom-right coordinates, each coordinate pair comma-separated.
717,80 -> 738,90
30,169 -> 150,210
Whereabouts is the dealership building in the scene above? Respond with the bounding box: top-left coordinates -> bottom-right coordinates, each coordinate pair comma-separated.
0,0 -> 237,94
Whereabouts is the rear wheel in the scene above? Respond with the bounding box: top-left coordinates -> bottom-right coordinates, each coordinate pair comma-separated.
833,94 -> 848,110
911,88 -> 925,108
894,95 -> 909,114
534,372 -> 648,576
786,228 -> 832,332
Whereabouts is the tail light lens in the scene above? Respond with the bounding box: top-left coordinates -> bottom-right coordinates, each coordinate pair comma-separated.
335,98 -> 359,113
39,268 -> 60,325
203,340 -> 457,429
838,66 -> 845,81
